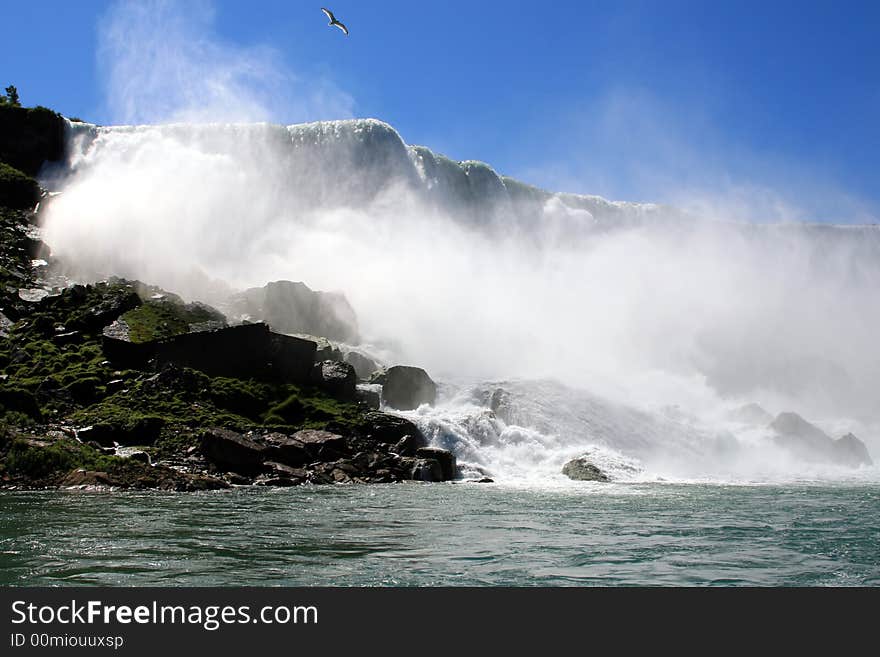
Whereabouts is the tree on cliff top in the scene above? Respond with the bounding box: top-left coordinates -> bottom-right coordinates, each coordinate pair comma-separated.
1,86 -> 21,107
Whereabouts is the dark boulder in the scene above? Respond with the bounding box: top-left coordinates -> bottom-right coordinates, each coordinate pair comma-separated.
79,289 -> 142,332
76,424 -> 117,448
415,447 -> 457,481
200,428 -> 267,473
356,384 -> 381,410
562,457 -> 610,482
410,458 -> 444,482
291,429 -> 347,459
61,469 -> 117,488
393,434 -> 419,457
343,349 -> 378,380
382,365 -> 437,410
311,360 -> 357,400
105,322 -> 317,384
262,461 -> 308,484
264,433 -> 311,467
361,412 -> 428,446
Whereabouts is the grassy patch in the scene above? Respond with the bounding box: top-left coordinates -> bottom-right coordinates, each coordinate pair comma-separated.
3,437 -> 119,479
121,299 -> 225,343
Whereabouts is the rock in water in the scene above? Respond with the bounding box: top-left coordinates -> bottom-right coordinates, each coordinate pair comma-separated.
832,433 -> 873,467
562,457 -> 610,482
415,447 -> 457,481
381,365 -> 437,410
361,412 -> 428,446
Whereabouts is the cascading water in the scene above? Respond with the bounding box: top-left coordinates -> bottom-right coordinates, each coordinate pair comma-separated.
38,118 -> 880,484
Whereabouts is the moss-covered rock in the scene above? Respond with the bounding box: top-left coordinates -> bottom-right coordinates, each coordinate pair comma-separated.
112,297 -> 226,344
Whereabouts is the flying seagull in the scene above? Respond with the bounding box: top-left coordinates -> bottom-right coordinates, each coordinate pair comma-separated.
321,7 -> 349,35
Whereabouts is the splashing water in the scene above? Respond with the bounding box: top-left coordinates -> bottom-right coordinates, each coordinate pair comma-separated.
38,119 -> 880,483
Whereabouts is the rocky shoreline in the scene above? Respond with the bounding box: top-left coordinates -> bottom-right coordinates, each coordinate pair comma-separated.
0,104 -> 459,491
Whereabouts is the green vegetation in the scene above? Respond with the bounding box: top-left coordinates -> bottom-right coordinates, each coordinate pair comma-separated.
121,299 -> 224,343
2,436 -> 118,479
0,162 -> 39,209
1,85 -> 21,107
0,100 -> 377,488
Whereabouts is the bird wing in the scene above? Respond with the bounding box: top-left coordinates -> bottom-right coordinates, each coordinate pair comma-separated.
335,21 -> 349,35
321,8 -> 335,22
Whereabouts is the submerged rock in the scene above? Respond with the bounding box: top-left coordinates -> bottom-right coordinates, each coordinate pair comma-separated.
381,365 -> 437,410
562,457 -> 610,482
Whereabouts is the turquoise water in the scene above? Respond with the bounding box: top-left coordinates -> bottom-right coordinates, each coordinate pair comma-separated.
1,482 -> 878,586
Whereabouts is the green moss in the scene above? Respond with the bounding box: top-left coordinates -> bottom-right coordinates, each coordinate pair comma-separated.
4,437 -> 119,479
120,299 -> 224,343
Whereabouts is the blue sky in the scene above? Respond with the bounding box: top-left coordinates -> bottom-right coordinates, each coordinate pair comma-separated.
3,0 -> 878,221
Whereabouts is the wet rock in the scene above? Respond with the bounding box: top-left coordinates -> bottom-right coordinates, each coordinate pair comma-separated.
343,349 -> 378,380
488,387 -> 515,424
416,447 -> 457,481
382,365 -> 437,410
75,425 -> 116,448
116,447 -> 151,464
311,360 -> 357,400
356,384 -> 381,410
263,461 -> 308,484
291,429 -> 347,459
562,457 -> 610,482
410,458 -> 444,482
361,412 -> 429,446
80,289 -> 142,331
200,428 -> 267,473
61,469 -> 117,488
393,434 -> 419,457
264,434 -> 311,467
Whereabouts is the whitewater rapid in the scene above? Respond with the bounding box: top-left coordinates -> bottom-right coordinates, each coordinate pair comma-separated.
37,117 -> 880,484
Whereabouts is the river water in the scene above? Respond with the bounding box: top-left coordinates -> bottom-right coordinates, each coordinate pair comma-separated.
1,482 -> 878,586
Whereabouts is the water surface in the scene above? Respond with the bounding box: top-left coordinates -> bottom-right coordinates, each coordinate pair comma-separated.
1,482 -> 878,586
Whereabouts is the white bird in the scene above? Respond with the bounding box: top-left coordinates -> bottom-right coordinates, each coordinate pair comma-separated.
321,7 -> 349,35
